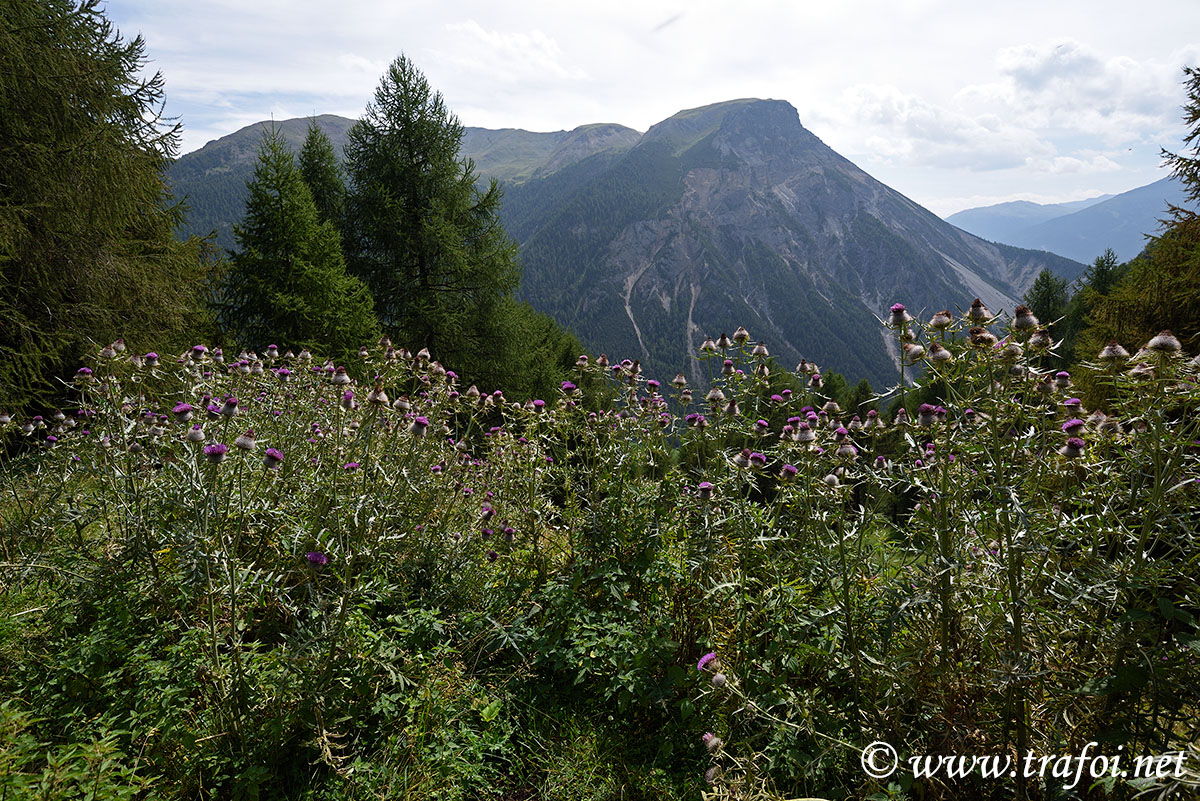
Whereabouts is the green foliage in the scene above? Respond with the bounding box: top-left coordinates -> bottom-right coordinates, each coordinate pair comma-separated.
1023,268 -> 1069,327
1,314 -> 1198,799
298,119 -> 347,231
0,0 -> 210,413
220,128 -> 379,363
343,55 -> 523,390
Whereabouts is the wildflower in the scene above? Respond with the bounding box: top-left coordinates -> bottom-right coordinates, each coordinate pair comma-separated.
220,397 -> 239,416
929,341 -> 954,364
723,399 -> 740,416
751,341 -> 769,358
705,765 -> 721,785
1145,330 -> 1182,353
929,309 -> 953,330
204,443 -> 228,464
234,429 -> 256,451
796,422 -> 816,443
702,733 -> 723,753
1058,437 -> 1086,459
810,373 -> 823,389
1054,371 -> 1071,389
1098,340 -> 1130,362
1029,328 -> 1052,349
332,366 -> 352,385
749,451 -> 767,468
706,387 -> 725,405
144,352 -> 159,367
900,341 -> 925,362
75,366 -> 94,382
889,303 -> 913,327
969,327 -> 998,348
1062,418 -> 1085,437
1012,305 -> 1039,331
733,327 -> 751,346
823,473 -> 840,487
276,367 -> 292,383
410,416 -> 430,437
306,551 -> 329,566
697,652 -> 718,671
191,344 -> 208,358
917,403 -> 937,426
263,448 -> 284,470
711,673 -> 727,688
486,549 -> 498,562
366,383 -> 389,406
733,449 -> 752,469
967,298 -> 993,323
186,424 -> 205,443
836,441 -> 857,459
697,481 -> 714,501
780,463 -> 799,481
672,373 -> 688,388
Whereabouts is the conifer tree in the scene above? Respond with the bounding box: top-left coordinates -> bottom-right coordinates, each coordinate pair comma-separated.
343,55 -> 520,386
298,120 -> 346,231
221,129 -> 379,363
0,0 -> 210,411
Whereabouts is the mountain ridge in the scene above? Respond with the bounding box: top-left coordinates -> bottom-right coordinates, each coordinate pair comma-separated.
165,100 -> 1082,388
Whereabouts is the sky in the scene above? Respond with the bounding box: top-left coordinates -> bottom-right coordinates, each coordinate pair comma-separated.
103,0 -> 1200,217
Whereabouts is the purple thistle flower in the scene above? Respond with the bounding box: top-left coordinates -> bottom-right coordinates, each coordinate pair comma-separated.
263,448 -> 284,469
306,551 -> 329,566
343,462 -> 360,471
697,481 -> 714,500
203,443 -> 228,464
697,652 -> 718,672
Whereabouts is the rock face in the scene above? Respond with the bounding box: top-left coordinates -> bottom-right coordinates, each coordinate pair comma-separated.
501,99 -> 1081,388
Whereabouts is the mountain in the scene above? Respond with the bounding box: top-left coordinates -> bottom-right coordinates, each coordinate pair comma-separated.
946,195 -> 1112,243
166,101 -> 1081,389
498,99 -> 1080,389
166,116 -> 638,250
947,177 -> 1188,263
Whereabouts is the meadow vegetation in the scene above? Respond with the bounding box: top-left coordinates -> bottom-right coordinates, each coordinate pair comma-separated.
0,308 -> 1197,800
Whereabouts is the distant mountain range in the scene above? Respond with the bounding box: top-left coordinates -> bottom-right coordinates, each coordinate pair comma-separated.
165,101 -> 1081,388
946,176 -> 1187,264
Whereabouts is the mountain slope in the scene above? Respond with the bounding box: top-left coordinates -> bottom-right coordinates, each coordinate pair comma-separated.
947,177 -> 1188,263
946,195 -> 1112,243
501,99 -> 1080,389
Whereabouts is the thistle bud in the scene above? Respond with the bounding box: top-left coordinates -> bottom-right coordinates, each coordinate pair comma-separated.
1012,305 -> 1039,331
888,303 -> 913,327
234,429 -> 256,451
751,341 -> 769,357
1145,330 -> 1181,353
1098,340 -> 1130,362
929,310 -> 953,330
929,341 -> 954,364
716,333 -> 733,349
968,298 -> 993,323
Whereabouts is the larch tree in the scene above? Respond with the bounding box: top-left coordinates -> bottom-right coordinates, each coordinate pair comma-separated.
343,55 -> 521,386
0,0 -> 210,412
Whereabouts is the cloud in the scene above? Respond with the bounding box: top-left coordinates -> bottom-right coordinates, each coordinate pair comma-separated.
836,84 -> 1053,172
436,20 -> 586,86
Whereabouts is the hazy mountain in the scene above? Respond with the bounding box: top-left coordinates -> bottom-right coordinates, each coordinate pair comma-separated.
498,99 -> 1081,388
947,176 -> 1188,263
946,195 -> 1112,243
166,101 -> 1081,388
